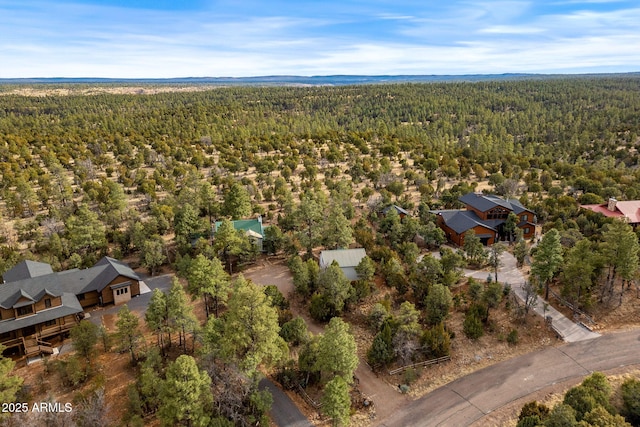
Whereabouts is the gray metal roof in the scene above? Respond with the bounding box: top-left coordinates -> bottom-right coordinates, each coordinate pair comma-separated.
57,257 -> 140,295
3,260 -> 54,283
459,193 -> 529,215
438,210 -> 498,234
319,248 -> 367,269
0,293 -> 82,335
0,257 -> 140,309
383,205 -> 410,216
0,275 -> 63,309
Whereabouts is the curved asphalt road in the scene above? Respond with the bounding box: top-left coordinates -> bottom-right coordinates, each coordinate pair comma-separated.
377,328 -> 640,427
259,379 -> 313,427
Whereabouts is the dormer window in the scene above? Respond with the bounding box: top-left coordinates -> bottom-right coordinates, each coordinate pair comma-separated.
45,298 -> 52,308
17,305 -> 34,317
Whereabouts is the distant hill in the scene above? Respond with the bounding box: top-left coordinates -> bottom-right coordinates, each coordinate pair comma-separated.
1,73 -> 639,86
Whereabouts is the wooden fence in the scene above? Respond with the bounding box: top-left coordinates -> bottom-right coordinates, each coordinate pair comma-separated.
548,289 -> 596,325
297,384 -> 322,409
388,355 -> 451,375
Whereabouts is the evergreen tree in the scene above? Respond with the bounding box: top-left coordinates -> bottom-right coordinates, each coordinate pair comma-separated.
366,323 -> 394,368
323,204 -> 353,250
296,191 -> 326,257
321,376 -> 351,427
213,219 -> 251,273
71,320 -> 99,366
174,203 -> 201,253
315,317 -> 358,382
158,355 -> 212,427
65,204 -> 106,256
116,304 -> 143,363
316,261 -> 353,317
600,221 -> 639,304
167,278 -> 199,353
0,344 -> 23,415
421,322 -> 451,358
463,229 -> 487,266
141,236 -> 166,276
531,229 -> 563,300
187,254 -> 230,318
424,283 -> 452,326
222,182 -> 252,219
145,288 -> 169,352
355,255 -> 376,282
218,275 -> 286,376
561,238 -> 596,313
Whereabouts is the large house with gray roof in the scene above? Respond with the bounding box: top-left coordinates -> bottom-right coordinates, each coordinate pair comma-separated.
434,193 -> 536,246
0,257 -> 141,357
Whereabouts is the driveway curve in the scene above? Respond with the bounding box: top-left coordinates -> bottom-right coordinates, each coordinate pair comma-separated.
377,328 -> 640,427
259,379 -> 313,427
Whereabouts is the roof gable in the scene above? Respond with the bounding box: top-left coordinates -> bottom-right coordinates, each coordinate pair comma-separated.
459,192 -> 530,215
438,210 -> 498,234
3,260 -> 54,283
214,218 -> 264,237
0,274 -> 63,309
319,248 -> 367,269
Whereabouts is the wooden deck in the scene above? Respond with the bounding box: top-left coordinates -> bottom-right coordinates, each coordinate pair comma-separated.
23,338 -> 54,357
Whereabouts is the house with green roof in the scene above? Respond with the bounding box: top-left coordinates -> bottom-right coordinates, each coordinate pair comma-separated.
214,217 -> 265,252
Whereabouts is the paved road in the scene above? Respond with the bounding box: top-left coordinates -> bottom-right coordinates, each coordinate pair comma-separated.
377,328 -> 640,427
259,379 -> 313,427
461,251 -> 600,342
86,273 -> 173,326
499,251 -> 600,342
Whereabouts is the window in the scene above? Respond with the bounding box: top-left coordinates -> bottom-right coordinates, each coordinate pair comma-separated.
116,287 -> 129,296
524,227 -> 530,234
45,298 -> 51,308
44,319 -> 57,327
522,214 -> 528,222
17,305 -> 34,316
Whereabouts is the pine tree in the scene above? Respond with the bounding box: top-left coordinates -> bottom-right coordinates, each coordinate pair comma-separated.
158,355 -> 212,427
71,320 -> 99,366
316,261 -> 352,316
217,275 -> 286,376
0,344 -> 23,414
115,304 -> 142,363
531,229 -> 563,300
187,254 -> 230,318
145,288 -> 168,352
321,376 -> 351,427
167,278 -> 199,353
315,317 -> 358,382
323,204 -> 353,249
222,182 -> 252,219
366,323 -> 394,368
424,283 -> 452,326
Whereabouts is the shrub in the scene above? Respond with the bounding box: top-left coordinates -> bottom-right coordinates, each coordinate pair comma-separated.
421,322 -> 451,358
309,294 -> 333,322
279,317 -> 308,346
621,378 -> 640,425
507,329 -> 519,345
463,305 -> 484,340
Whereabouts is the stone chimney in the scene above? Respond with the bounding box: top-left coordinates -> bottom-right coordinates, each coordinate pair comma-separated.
607,198 -> 617,212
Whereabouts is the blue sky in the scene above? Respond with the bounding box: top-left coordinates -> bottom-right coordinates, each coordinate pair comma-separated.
1,0 -> 638,78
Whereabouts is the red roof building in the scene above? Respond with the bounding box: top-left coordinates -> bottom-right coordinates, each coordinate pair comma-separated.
581,198 -> 640,227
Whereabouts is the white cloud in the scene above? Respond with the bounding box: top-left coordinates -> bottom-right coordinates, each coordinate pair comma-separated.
0,0 -> 638,77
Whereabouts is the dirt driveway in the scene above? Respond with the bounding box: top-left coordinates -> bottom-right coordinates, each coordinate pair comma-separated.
243,259 -> 407,424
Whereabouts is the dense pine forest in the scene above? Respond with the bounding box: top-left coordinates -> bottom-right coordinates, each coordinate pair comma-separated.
2,76 -> 640,427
